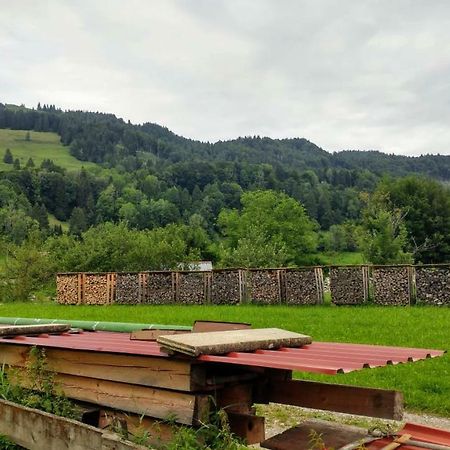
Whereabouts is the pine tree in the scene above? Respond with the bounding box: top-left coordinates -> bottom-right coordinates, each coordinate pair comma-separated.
26,157 -> 35,168
3,148 -> 13,164
13,158 -> 21,170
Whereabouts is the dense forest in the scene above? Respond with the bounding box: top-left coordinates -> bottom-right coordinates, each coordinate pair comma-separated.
0,102 -> 449,299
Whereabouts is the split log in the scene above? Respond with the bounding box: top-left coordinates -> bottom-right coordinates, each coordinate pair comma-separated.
115,273 -> 141,304
143,272 -> 175,304
249,269 -> 283,305
211,269 -> 243,305
415,266 -> 450,305
56,273 -> 81,305
176,271 -> 208,305
83,273 -> 115,305
330,266 -> 369,305
0,324 -> 70,337
284,268 -> 321,305
372,266 -> 412,306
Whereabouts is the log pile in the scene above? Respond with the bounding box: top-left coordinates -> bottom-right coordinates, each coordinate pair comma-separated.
56,273 -> 81,305
83,273 -> 115,305
372,266 -> 412,306
143,272 -> 174,304
176,272 -> 209,305
211,270 -> 243,305
415,266 -> 450,305
284,268 -> 323,305
330,266 -> 369,305
115,273 -> 142,304
248,270 -> 282,305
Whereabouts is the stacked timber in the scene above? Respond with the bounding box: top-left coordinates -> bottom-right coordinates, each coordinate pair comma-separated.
210,269 -> 244,305
415,265 -> 450,305
248,269 -> 282,305
372,266 -> 412,306
284,268 -> 323,305
56,273 -> 82,305
115,273 -> 142,304
330,266 -> 369,305
143,272 -> 174,304
175,271 -> 210,305
83,273 -> 115,305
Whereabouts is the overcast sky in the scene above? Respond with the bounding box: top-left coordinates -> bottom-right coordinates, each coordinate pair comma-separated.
1,1 -> 450,155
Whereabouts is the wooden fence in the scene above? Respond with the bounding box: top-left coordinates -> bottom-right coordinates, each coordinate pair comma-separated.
56,264 -> 450,306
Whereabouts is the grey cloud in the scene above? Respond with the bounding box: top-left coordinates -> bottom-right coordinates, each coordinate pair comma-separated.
0,0 -> 449,155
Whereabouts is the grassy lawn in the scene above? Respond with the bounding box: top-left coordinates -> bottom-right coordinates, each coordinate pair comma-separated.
0,303 -> 447,417
318,251 -> 364,265
0,129 -> 97,171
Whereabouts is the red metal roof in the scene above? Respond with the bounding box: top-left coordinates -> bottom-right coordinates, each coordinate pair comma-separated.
0,331 -> 444,375
366,423 -> 450,449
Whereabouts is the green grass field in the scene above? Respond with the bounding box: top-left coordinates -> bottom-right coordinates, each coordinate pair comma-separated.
0,303 -> 448,417
319,251 -> 364,265
0,129 -> 97,171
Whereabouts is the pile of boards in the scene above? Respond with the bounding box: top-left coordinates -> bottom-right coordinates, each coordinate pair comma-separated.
0,321 -> 414,448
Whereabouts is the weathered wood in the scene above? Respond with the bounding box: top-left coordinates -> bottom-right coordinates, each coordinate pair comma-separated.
176,271 -> 207,305
0,398 -> 145,450
249,269 -> 283,305
415,266 -> 450,305
261,379 -> 403,420
158,328 -> 312,357
130,329 -> 188,340
53,374 -> 209,425
372,266 -> 412,306
0,344 -> 206,392
215,383 -> 254,414
227,412 -> 265,445
57,273 -> 80,305
143,271 -> 175,304
211,270 -> 243,305
0,323 -> 70,336
115,273 -> 141,304
193,320 -> 251,333
261,419 -> 368,450
83,273 -> 114,305
330,266 -> 369,305
284,268 -> 321,305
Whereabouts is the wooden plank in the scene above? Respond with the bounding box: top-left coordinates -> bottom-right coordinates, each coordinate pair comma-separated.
262,379 -> 403,420
193,320 -> 251,333
227,412 -> 265,445
0,344 -> 206,391
53,374 -> 208,425
0,398 -> 145,450
261,419 -> 368,450
0,323 -> 70,336
157,328 -> 312,357
130,329 -> 188,340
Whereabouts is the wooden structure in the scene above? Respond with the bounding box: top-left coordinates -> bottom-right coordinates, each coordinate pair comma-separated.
372,265 -> 413,306
415,264 -> 450,305
330,265 -> 369,305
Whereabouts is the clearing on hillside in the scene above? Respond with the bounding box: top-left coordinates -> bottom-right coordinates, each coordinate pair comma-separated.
0,128 -> 97,171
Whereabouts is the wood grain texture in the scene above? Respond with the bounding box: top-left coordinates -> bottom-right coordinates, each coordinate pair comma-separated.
158,328 -> 312,357
0,323 -> 70,336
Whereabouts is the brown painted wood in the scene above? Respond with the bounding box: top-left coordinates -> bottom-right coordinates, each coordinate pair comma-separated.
193,320 -> 251,333
263,379 -> 403,420
0,398 -> 145,450
227,412 -> 265,445
0,323 -> 70,336
157,328 -> 312,357
261,419 -> 368,450
0,344 -> 206,392
215,383 -> 254,414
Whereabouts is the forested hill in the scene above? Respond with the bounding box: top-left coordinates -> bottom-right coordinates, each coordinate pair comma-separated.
1,102 -> 449,180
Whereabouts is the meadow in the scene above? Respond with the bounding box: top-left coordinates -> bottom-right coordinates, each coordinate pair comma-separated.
0,129 -> 97,171
0,303 -> 448,417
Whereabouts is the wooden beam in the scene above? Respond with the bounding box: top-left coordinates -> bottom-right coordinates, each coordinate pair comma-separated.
261,379 -> 403,420
0,344 -> 206,391
0,323 -> 70,336
0,398 -> 145,450
192,320 -> 251,333
261,419 -> 368,450
227,412 -> 265,445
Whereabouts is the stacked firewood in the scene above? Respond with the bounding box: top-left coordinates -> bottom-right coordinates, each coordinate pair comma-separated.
176,272 -> 208,304
56,274 -> 81,305
83,273 -> 115,305
115,273 -> 141,304
248,270 -> 282,305
372,266 -> 412,306
211,270 -> 243,305
415,266 -> 450,305
143,272 -> 174,304
285,268 -> 322,305
330,266 -> 369,305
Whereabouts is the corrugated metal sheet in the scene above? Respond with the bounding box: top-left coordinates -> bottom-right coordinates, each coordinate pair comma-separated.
0,331 -> 444,374
366,423 -> 450,449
